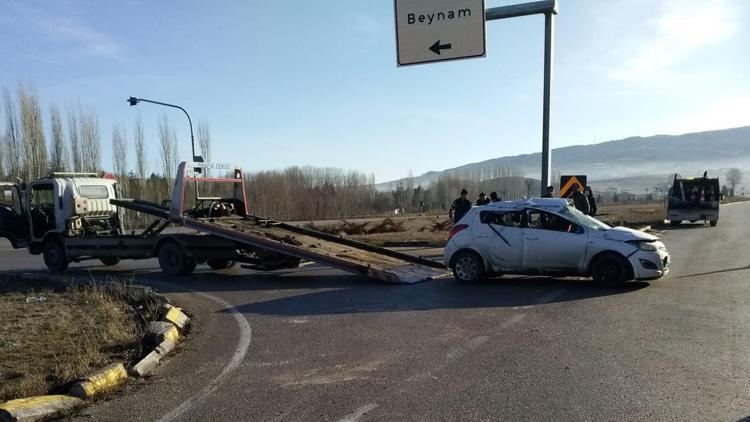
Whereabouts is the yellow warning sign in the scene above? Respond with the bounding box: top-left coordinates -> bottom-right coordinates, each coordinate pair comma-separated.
559,175 -> 587,198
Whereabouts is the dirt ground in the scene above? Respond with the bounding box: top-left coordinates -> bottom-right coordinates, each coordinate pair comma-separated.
0,277 -> 143,401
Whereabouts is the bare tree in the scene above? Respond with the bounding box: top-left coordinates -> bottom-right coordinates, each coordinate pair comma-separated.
17,84 -> 48,179
79,110 -> 101,172
133,114 -> 146,182
0,134 -> 5,178
197,120 -> 211,162
726,168 -> 743,196
48,105 -> 68,172
112,125 -> 128,177
67,106 -> 82,171
158,115 -> 176,184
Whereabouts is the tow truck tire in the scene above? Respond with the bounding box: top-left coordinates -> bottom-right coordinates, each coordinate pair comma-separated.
43,240 -> 69,273
100,257 -> 121,266
710,220 -> 718,227
451,251 -> 484,284
207,258 -> 236,270
591,254 -> 629,288
158,242 -> 196,276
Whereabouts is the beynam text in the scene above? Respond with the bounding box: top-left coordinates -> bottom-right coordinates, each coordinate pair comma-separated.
407,8 -> 471,25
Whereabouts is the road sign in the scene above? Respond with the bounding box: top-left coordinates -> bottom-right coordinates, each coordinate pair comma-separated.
559,175 -> 587,198
394,0 -> 486,66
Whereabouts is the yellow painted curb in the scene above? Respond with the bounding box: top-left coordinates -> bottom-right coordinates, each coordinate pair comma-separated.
0,395 -> 83,422
163,305 -> 190,330
69,363 -> 128,400
162,324 -> 181,343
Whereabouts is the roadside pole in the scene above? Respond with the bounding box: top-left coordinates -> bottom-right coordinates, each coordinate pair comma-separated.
484,1 -> 558,196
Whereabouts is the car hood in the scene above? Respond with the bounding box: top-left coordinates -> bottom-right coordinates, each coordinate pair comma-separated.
594,226 -> 659,242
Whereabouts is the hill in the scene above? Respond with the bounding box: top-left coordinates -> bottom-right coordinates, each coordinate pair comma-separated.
377,126 -> 750,191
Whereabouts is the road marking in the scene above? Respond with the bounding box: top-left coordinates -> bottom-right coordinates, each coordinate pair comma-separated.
336,403 -> 378,422
721,201 -> 750,207
152,282 -> 252,422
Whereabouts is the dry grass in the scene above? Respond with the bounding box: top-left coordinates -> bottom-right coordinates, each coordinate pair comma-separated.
0,278 -> 144,401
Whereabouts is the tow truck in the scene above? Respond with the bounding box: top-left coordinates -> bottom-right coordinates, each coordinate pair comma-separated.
666,174 -> 720,226
0,163 -> 447,283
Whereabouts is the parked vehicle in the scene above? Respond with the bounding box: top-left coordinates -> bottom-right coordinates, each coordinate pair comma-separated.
444,198 -> 670,286
667,175 -> 720,226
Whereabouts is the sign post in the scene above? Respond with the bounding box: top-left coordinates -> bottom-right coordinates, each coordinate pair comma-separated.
394,0 -> 486,66
395,0 -> 558,196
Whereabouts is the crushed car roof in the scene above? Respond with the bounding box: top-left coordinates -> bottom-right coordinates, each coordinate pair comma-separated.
478,198 -> 570,212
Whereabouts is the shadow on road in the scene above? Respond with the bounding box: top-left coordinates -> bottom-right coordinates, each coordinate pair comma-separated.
213,275 -> 648,317
2,264 -> 649,317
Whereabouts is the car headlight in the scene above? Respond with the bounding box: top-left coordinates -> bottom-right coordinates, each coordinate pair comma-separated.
637,242 -> 658,251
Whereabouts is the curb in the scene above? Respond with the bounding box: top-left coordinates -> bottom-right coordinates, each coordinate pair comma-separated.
0,395 -> 84,422
70,363 -> 128,400
0,284 -> 191,421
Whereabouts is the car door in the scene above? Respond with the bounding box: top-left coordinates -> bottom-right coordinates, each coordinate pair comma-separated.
476,210 -> 525,272
522,208 -> 588,272
0,184 -> 29,248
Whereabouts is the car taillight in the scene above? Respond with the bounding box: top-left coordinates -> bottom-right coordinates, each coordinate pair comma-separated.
448,224 -> 469,240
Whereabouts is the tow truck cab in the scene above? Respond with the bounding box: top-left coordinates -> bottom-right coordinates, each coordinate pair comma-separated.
0,173 -> 122,252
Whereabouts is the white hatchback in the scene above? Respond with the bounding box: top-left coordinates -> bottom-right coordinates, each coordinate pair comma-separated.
443,198 -> 670,286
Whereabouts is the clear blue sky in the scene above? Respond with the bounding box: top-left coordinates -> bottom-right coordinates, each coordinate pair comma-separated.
1,0 -> 748,182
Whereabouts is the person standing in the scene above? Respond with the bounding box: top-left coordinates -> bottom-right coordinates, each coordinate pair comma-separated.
585,186 -> 597,216
541,186 -> 555,198
569,184 -> 590,215
449,188 -> 472,223
489,191 -> 501,202
476,192 -> 491,206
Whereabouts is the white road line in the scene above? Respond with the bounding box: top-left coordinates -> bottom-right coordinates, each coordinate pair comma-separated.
336,403 -> 379,422
722,201 -> 750,207
152,282 -> 253,422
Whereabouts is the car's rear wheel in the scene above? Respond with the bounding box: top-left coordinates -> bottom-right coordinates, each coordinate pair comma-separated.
452,251 -> 484,283
710,220 -> 718,227
590,254 -> 630,287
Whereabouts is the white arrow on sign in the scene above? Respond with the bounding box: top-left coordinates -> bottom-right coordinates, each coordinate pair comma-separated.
394,0 -> 486,66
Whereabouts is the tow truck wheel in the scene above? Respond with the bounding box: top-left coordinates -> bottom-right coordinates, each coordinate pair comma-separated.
452,251 -> 484,283
158,242 -> 196,276
591,254 -> 629,287
43,240 -> 69,273
100,257 -> 121,266
710,220 -> 718,227
207,258 -> 236,270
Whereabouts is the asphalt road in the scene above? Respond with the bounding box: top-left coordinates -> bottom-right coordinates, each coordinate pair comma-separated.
1,203 -> 750,421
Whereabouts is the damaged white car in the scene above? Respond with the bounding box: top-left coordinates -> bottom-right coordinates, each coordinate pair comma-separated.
444,198 -> 670,286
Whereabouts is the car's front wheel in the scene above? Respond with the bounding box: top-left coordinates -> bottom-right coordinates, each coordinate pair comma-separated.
590,253 -> 630,287
451,251 -> 484,283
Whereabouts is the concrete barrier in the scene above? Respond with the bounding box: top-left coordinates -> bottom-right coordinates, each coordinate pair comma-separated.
163,304 -> 190,330
0,395 -> 83,422
69,363 -> 128,400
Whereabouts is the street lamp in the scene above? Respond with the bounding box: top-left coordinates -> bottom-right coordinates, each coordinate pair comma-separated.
127,96 -> 203,162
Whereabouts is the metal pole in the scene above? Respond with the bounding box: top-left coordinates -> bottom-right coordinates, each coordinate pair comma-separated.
485,0 -> 557,197
128,97 -> 199,161
541,11 -> 554,196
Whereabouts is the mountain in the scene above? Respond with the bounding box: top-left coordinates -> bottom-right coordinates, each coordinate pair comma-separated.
377,126 -> 750,192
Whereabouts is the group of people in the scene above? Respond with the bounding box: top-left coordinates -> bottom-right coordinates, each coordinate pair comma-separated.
448,184 -> 598,223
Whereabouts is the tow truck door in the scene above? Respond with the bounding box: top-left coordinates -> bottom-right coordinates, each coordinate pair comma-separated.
0,183 -> 29,248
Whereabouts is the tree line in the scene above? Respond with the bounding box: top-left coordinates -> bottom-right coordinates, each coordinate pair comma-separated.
1,83 -> 539,224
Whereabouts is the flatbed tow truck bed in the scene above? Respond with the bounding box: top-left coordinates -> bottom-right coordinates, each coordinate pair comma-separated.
113,196 -> 448,284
